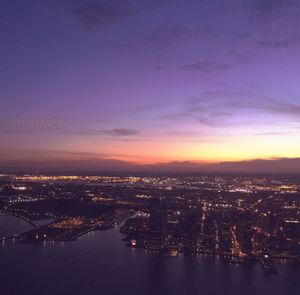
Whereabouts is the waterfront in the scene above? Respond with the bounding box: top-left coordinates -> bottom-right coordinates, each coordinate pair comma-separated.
0,212 -> 34,238
0,215 -> 300,295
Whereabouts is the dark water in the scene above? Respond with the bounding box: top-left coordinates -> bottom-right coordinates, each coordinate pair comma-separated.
1,217 -> 300,295
0,212 -> 33,238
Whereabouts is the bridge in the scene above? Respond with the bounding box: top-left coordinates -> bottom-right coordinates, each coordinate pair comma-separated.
0,209 -> 38,241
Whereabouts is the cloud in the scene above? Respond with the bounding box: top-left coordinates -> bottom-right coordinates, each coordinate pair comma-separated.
162,105 -> 233,127
56,0 -> 135,28
0,149 -> 143,172
224,0 -> 300,50
147,24 -> 196,44
0,157 -> 138,173
63,127 -> 140,137
191,92 -> 300,120
139,157 -> 300,174
101,128 -> 139,136
161,91 -> 300,128
182,61 -> 233,72
208,157 -> 300,174
228,0 -> 298,15
0,120 -> 140,138
256,38 -> 300,49
258,97 -> 300,117
244,0 -> 297,14
3,153 -> 300,174
254,131 -> 292,136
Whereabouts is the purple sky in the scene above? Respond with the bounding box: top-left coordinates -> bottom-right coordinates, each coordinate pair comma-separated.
1,0 -> 300,173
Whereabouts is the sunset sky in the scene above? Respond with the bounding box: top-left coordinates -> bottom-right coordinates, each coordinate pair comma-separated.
1,0 -> 300,173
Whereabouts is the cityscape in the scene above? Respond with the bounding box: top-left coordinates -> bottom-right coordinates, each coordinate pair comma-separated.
1,173 -> 300,276
2,0 -> 300,294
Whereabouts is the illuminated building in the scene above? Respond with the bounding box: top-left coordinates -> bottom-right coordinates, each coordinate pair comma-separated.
180,208 -> 201,256
148,197 -> 167,251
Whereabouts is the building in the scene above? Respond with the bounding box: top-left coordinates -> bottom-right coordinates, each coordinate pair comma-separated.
148,197 -> 167,251
180,208 -> 201,255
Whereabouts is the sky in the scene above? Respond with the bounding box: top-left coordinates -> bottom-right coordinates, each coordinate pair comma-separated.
1,0 -> 300,173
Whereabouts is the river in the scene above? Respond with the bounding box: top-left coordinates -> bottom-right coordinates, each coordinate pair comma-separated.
0,215 -> 300,295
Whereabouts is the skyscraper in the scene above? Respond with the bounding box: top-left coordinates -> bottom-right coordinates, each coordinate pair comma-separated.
148,197 -> 167,251
180,208 -> 201,255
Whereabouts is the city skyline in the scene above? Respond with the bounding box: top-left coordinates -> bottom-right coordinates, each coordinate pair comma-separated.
1,0 -> 300,173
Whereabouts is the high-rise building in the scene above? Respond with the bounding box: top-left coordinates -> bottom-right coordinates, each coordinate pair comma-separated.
148,197 -> 167,251
236,211 -> 253,256
180,208 -> 201,255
